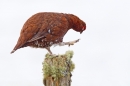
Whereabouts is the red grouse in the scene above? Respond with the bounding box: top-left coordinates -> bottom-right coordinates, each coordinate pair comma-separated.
11,12 -> 86,54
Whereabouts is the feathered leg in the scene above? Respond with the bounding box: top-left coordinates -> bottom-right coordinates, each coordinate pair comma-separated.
45,47 -> 52,54
54,39 -> 80,47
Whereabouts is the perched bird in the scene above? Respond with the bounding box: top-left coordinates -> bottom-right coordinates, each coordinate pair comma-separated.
11,12 -> 86,54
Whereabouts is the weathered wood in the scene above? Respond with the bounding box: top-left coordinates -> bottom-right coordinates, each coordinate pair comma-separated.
42,51 -> 75,86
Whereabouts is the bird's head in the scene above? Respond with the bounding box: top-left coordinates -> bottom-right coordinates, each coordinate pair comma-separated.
68,14 -> 86,34
77,21 -> 86,34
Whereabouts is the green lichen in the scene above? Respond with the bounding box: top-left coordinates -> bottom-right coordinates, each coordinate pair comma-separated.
42,50 -> 75,80
65,50 -> 74,60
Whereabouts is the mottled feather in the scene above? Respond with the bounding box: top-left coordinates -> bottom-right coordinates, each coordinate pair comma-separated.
11,12 -> 86,54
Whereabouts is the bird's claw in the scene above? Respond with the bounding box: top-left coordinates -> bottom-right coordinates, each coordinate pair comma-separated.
52,39 -> 80,47
75,39 -> 80,42
68,39 -> 80,47
49,54 -> 58,57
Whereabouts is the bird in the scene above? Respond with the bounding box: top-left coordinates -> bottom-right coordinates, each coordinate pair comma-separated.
11,12 -> 86,54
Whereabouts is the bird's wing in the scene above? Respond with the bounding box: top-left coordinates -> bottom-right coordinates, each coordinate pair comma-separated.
27,30 -> 48,42
28,14 -> 69,42
28,20 -> 65,42
27,22 -> 49,42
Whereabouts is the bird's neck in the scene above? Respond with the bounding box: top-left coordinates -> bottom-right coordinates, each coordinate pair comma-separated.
64,14 -> 75,29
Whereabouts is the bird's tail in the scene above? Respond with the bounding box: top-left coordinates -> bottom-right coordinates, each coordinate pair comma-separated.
10,43 -> 21,54
10,49 -> 16,54
10,43 -> 19,54
10,35 -> 28,54
10,42 -> 22,54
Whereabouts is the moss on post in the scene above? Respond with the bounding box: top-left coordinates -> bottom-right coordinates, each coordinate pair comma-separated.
42,50 -> 75,86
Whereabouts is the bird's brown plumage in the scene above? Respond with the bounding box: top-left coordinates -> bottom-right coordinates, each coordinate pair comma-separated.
11,12 -> 86,54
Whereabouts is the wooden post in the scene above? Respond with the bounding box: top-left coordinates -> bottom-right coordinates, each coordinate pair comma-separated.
42,51 -> 75,86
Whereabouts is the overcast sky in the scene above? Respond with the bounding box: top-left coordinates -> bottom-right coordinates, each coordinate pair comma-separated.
0,0 -> 130,86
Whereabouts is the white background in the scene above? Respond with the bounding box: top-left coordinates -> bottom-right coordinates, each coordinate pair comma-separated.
0,0 -> 130,86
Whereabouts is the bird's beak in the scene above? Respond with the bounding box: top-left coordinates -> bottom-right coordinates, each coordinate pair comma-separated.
80,31 -> 83,34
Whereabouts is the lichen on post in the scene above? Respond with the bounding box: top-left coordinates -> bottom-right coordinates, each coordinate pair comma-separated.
42,50 -> 75,86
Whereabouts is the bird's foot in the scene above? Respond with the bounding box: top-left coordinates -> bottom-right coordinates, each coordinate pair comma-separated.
61,39 -> 80,46
66,39 -> 80,46
49,53 -> 58,57
53,39 -> 80,47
